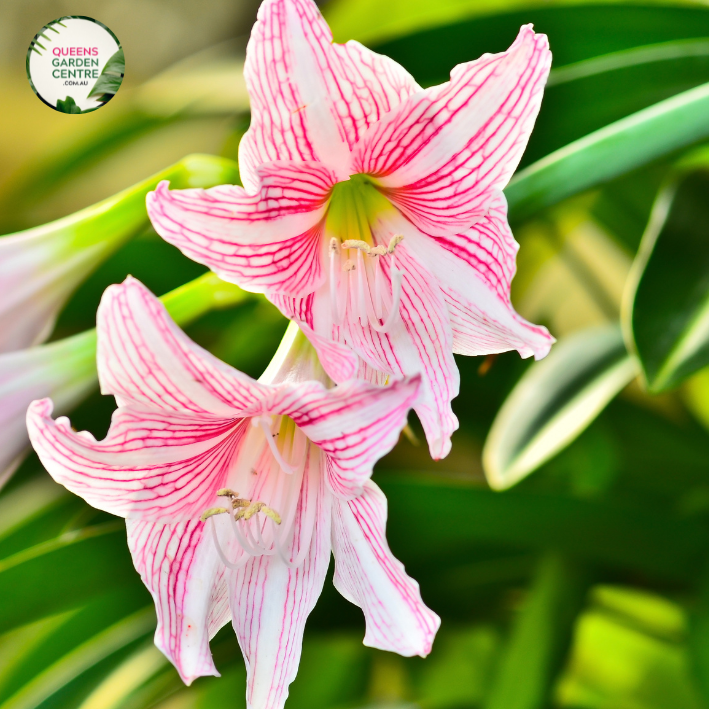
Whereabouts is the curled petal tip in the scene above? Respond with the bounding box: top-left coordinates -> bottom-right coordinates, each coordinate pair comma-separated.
27,397 -> 54,418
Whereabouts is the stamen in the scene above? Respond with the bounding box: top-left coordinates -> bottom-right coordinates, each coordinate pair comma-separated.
341,239 -> 371,253
234,501 -> 282,524
356,249 -> 369,327
330,239 -> 346,325
217,488 -> 238,498
369,267 -> 403,333
387,234 -> 404,253
209,517 -> 250,570
251,416 -> 299,474
328,231 -> 405,335
227,491 -> 281,556
373,254 -> 384,319
274,457 -> 317,569
200,506 -> 228,521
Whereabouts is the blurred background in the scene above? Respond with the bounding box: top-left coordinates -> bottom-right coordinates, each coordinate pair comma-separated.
3,1 -> 709,708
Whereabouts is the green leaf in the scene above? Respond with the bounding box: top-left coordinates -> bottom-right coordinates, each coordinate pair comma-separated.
87,49 -> 125,101
72,643 -> 167,709
482,324 -> 637,490
334,2 -> 709,50
55,97 -> 82,114
689,567 -> 709,706
0,608 -> 153,709
528,39 -> 709,166
483,554 -> 590,709
0,522 -> 137,635
0,113 -> 185,230
0,589 -> 149,707
624,168 -> 709,392
100,48 -> 124,77
87,75 -> 123,102
506,81 -> 709,221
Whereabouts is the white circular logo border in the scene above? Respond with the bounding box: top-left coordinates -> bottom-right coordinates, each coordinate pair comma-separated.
27,16 -> 124,114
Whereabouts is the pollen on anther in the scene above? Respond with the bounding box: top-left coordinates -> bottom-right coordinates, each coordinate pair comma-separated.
200,506 -> 228,521
387,234 -> 404,253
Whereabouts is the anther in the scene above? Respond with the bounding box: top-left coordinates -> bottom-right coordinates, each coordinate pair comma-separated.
234,501 -> 282,524
329,237 -> 339,255
217,488 -> 238,498
369,245 -> 387,256
200,507 -> 228,521
343,259 -> 355,272
387,234 -> 404,253
341,239 -> 371,253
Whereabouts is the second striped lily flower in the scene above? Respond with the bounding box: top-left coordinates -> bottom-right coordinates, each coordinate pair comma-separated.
28,277 -> 438,709
147,0 -> 555,459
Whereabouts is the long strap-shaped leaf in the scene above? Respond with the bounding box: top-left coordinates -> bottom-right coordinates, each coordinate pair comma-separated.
506,82 -> 709,220
0,608 -> 153,709
482,324 -> 637,490
624,168 -> 709,392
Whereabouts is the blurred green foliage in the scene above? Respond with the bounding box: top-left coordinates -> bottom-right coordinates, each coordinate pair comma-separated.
3,1 -> 709,708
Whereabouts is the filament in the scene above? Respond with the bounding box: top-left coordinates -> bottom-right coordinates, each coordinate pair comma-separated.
210,517 -> 250,570
328,235 -> 403,334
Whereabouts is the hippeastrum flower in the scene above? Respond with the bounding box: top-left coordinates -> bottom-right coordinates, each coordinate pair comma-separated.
27,277 -> 439,709
146,0 -> 555,459
0,154 -> 239,354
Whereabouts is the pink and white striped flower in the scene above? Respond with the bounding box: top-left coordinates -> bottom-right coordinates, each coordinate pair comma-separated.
27,277 -> 438,709
147,0 -> 555,460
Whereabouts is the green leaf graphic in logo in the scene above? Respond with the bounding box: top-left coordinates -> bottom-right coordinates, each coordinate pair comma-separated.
87,48 -> 124,103
56,96 -> 83,113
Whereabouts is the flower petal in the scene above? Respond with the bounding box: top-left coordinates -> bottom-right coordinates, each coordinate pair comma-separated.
401,197 -> 554,360
352,25 -> 551,236
97,277 -> 272,414
332,481 -> 439,656
0,226 -> 106,354
0,331 -> 96,488
239,0 -> 420,191
27,397 -> 245,522
297,322 -> 359,384
148,162 -> 335,296
229,448 -> 331,709
127,516 -> 232,684
291,375 -> 421,498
